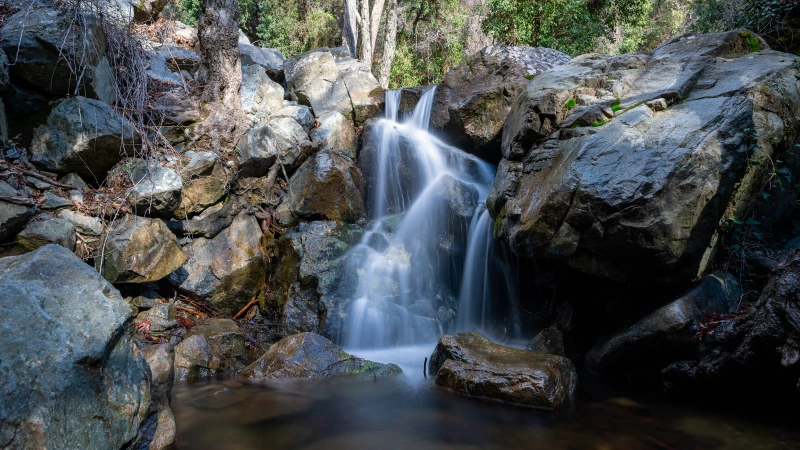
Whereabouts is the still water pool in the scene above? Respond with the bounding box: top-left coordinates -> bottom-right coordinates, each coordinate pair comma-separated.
171,345 -> 800,450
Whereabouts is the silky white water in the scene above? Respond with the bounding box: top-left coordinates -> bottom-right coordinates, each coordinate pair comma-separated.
343,87 -> 520,351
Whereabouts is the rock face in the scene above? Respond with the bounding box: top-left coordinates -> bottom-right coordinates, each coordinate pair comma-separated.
664,250 -> 800,393
127,159 -> 183,214
98,216 -> 187,284
236,117 -> 314,178
174,318 -> 246,381
170,212 -> 266,315
267,221 -> 363,338
586,271 -> 739,374
490,31 -> 800,282
279,151 -> 366,224
429,332 -> 577,409
242,332 -> 401,378
0,8 -> 115,103
30,97 -> 139,181
422,46 -> 570,162
0,245 -> 150,448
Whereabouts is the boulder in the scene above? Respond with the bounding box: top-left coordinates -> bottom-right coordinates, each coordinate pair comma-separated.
146,50 -> 184,87
0,180 -> 35,241
57,209 -> 104,236
426,45 -> 570,162
133,343 -> 176,450
239,43 -> 285,82
586,271 -> 739,374
152,89 -> 200,125
30,97 -> 139,181
284,48 -> 353,121
335,57 -> 383,125
240,64 -> 285,120
135,302 -> 177,332
173,318 -> 246,380
98,215 -> 187,284
126,0 -> 170,21
490,31 -> 800,282
236,116 -> 314,178
279,152 -> 366,224
429,331 -> 577,409
126,159 -> 183,214
267,221 -> 363,337
15,215 -> 76,251
39,191 -> 73,210
169,211 -> 266,315
0,245 -> 150,448
242,332 -> 401,378
175,151 -> 228,219
526,326 -> 566,356
271,103 -> 315,133
154,45 -> 198,72
0,7 -> 115,103
310,111 -> 358,159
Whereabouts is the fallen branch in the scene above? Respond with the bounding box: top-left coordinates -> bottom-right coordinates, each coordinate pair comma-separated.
0,162 -> 77,189
232,297 -> 259,320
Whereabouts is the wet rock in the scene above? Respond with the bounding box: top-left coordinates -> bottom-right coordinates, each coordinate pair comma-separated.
98,216 -> 187,284
126,159 -> 183,214
174,318 -> 246,380
170,212 -> 266,315
267,221 -> 363,337
271,103 -> 315,133
492,31 -> 800,282
15,215 -> 76,251
30,97 -> 139,181
284,48 -> 353,121
239,43 -> 285,82
429,331 -> 577,409
436,175 -> 479,219
310,111 -> 358,159
58,209 -> 104,236
0,245 -> 150,448
0,8 -> 115,103
427,45 -> 570,162
586,271 -> 739,374
242,332 -> 402,378
279,152 -> 365,224
527,326 -> 565,356
336,57 -> 383,125
236,116 -> 314,178
0,180 -> 35,241
241,64 -> 285,120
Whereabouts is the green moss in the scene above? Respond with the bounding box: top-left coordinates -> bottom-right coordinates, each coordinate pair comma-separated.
590,120 -> 610,127
611,104 -> 622,112
524,74 -> 534,80
493,207 -> 506,237
565,98 -> 576,110
746,37 -> 760,52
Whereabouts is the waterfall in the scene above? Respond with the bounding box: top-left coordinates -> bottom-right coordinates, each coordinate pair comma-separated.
344,87 -> 520,349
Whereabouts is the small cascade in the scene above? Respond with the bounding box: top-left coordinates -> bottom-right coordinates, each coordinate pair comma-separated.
344,87 -> 520,349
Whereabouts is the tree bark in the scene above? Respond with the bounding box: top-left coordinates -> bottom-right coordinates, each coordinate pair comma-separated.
343,0 -> 359,58
359,0 -> 373,67
369,0 -> 386,56
378,0 -> 398,89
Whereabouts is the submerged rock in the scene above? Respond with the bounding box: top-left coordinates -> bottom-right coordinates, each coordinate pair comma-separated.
0,245 -> 150,448
174,318 -> 246,381
490,31 -> 800,282
429,331 -> 577,409
242,332 -> 402,378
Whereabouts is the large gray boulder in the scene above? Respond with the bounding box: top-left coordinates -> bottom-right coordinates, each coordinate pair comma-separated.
267,221 -> 363,338
239,43 -> 285,82
429,332 -> 577,409
271,103 -> 315,133
0,245 -> 150,448
126,159 -> 183,215
242,332 -> 401,378
0,8 -> 115,103
490,31 -> 800,282
335,57 -> 383,126
310,111 -> 358,159
236,116 -> 314,178
240,64 -> 285,120
586,271 -> 740,374
0,180 -> 35,241
15,215 -> 76,251
278,151 -> 366,225
169,212 -> 266,315
30,97 -> 139,181
284,48 -> 354,121
173,318 -> 246,381
97,215 -> 187,284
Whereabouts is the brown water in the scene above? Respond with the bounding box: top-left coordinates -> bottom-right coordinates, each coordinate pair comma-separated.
171,346 -> 800,450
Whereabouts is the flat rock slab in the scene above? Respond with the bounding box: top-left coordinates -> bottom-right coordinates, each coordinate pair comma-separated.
429,331 -> 577,409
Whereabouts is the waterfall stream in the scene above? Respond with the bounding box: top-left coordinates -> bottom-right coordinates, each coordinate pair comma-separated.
343,88 -> 521,351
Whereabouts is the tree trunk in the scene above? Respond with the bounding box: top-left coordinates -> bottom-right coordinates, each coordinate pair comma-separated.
343,0 -> 359,59
378,0 -> 398,89
359,0 -> 373,67
196,0 -> 245,149
369,0 -> 386,56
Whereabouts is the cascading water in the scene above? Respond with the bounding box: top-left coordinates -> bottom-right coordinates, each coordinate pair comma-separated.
343,87 -> 521,353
